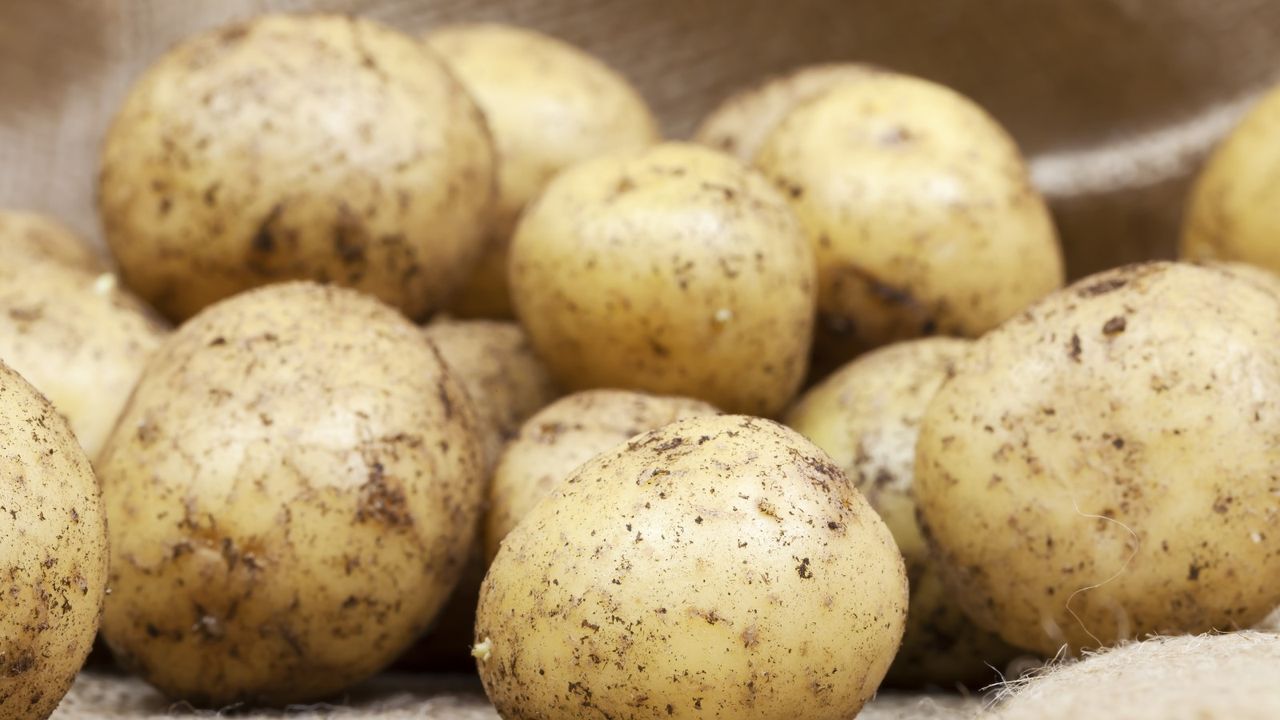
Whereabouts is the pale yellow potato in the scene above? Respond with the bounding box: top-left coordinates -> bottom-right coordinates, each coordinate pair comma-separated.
1195,259 -> 1280,296
427,23 -> 661,319
475,415 -> 907,720
693,63 -> 879,164
98,14 -> 495,322
755,74 -> 1064,370
0,210 -> 104,273
510,142 -> 816,415
0,360 -> 108,720
0,263 -> 167,460
786,337 -> 1019,686
423,317 -> 561,465
916,262 -> 1280,655
485,389 -> 718,561
97,282 -> 486,706
1183,84 -> 1280,272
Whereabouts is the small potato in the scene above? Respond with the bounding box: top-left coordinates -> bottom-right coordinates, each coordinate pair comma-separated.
510,142 -> 816,415
1183,84 -> 1280,273
423,317 -> 561,465
0,360 -> 108,720
693,63 -> 879,164
485,389 -> 718,560
754,74 -> 1064,369
786,338 -> 1018,686
0,210 -> 104,273
916,262 -> 1280,655
98,14 -> 495,322
427,24 -> 661,318
0,263 -> 167,460
98,283 -> 485,706
475,415 -> 907,720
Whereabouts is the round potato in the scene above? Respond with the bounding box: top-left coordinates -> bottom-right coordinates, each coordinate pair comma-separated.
97,282 -> 485,706
98,14 -> 495,322
693,62 -> 879,164
475,415 -> 907,720
0,210 -> 104,273
1182,84 -> 1280,273
786,338 -> 1018,686
754,74 -> 1064,370
916,262 -> 1280,655
510,142 -> 816,415
0,263 -> 167,460
485,389 -> 718,560
427,23 -> 660,319
0,360 -> 108,720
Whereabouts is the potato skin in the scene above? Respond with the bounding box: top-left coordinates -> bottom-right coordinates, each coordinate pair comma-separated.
0,211 -> 104,273
98,14 -> 495,322
0,263 -> 167,460
97,282 -> 485,706
916,262 -> 1280,655
476,414 -> 907,720
693,63 -> 879,164
0,361 -> 108,720
510,142 -> 816,416
427,24 -> 660,319
485,389 -> 718,561
754,75 -> 1063,368
786,338 -> 1018,686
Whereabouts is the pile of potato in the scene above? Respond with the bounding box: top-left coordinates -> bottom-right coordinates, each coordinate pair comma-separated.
3,11 -> 1280,720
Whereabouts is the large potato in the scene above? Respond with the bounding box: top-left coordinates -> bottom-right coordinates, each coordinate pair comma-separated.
786,338 -> 1018,686
0,210 -> 104,273
754,74 -> 1064,370
475,415 -> 907,720
98,14 -> 495,322
0,262 -> 167,460
0,360 -> 108,720
485,389 -> 718,560
97,282 -> 485,705
916,262 -> 1280,655
1182,84 -> 1280,273
427,24 -> 660,318
510,142 -> 816,415
693,63 -> 878,164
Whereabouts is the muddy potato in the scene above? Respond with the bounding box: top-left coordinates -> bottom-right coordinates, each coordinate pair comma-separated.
427,24 -> 660,318
916,262 -> 1280,655
98,14 -> 495,322
0,361 -> 108,720
786,338 -> 1018,686
97,283 -> 485,706
0,210 -> 104,273
510,142 -> 816,415
475,415 -> 907,720
755,74 -> 1064,370
694,63 -> 878,164
0,263 -> 167,460
485,389 -> 718,560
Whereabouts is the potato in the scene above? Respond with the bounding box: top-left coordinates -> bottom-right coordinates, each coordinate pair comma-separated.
1182,84 -> 1280,273
98,14 -> 495,322
754,74 -> 1064,370
916,262 -> 1280,655
475,415 -> 907,720
0,210 -> 104,273
510,142 -> 816,415
426,24 -> 661,319
0,263 -> 167,460
693,63 -> 878,164
485,389 -> 718,561
423,317 -> 561,466
97,282 -> 485,705
0,360 -> 108,720
1196,259 -> 1280,297
786,338 -> 1018,686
